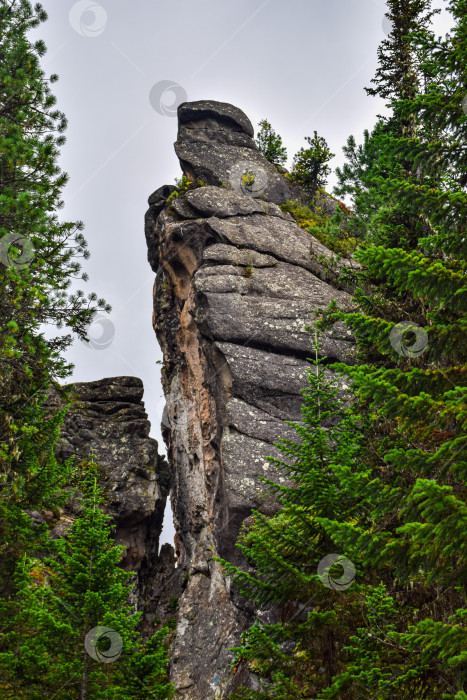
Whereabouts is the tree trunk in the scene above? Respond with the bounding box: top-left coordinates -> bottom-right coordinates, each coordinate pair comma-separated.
80,650 -> 88,700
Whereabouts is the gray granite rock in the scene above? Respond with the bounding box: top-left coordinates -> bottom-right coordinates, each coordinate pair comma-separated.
205,213 -> 348,284
182,186 -> 287,219
175,100 -> 294,205
202,243 -> 277,268
178,100 -> 255,137
145,185 -> 177,272
51,377 -> 170,576
144,100 -> 356,699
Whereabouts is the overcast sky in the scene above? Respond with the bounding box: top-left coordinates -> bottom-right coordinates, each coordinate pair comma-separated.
32,0 -> 452,544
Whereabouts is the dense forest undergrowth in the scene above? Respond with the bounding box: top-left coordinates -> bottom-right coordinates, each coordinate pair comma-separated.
0,0 -> 465,698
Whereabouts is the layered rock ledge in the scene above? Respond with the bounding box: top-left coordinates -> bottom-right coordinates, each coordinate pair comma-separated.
50,376 -> 170,580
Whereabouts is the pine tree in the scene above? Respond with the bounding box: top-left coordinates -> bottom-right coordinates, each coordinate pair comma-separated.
255,119 -> 287,167
0,0 -> 110,379
0,0 -> 111,665
0,0 -> 110,497
0,464 -> 173,699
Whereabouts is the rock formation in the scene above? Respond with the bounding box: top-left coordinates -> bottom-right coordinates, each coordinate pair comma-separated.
144,100 -> 354,698
49,377 -> 170,581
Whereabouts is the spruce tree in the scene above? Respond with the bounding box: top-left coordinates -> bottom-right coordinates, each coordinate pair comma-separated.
331,0 -> 439,252
289,131 -> 334,202
219,341 -> 366,698
367,0 -> 437,105
0,465 -> 173,699
255,119 -> 287,167
223,1 -> 466,697
314,0 -> 467,695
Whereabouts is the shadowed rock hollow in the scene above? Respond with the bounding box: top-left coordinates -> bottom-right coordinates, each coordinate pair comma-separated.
143,100 -> 355,698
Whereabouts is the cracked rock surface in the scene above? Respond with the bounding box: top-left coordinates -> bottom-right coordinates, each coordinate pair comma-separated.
144,100 -> 354,698
49,376 -> 170,583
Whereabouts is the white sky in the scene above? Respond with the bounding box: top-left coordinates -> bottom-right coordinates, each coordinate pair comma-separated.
32,0 -> 453,544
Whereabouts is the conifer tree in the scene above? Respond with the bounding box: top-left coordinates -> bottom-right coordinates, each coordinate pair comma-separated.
0,0 -> 109,382
0,394 -> 78,700
314,0 -> 467,695
219,341 -> 366,697
0,465 -> 173,699
332,0 -> 439,251
290,131 -> 334,202
255,119 -> 287,167
0,0 -> 110,512
224,1 -> 467,697
367,0 -> 436,105
0,6 -> 171,697
0,0 -> 110,653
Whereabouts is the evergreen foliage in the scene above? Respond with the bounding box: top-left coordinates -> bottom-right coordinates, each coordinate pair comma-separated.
289,131 -> 334,202
367,0 -> 438,105
0,4 -> 172,696
0,465 -> 173,698
317,4 -> 467,692
224,1 -> 467,697
219,341 -> 366,697
2,0 -> 467,697
0,0 -> 110,497
255,120 -> 287,167
0,0 -> 107,676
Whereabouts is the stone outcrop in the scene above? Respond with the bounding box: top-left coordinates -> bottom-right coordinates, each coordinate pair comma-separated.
144,100 -> 355,698
175,100 -> 294,206
49,377 -> 170,579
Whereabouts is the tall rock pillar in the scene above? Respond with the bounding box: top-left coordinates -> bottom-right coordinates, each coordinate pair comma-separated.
145,100 -> 353,698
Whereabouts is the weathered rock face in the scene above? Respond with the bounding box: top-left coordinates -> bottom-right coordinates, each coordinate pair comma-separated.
144,100 -> 354,698
50,377 -> 170,578
175,99 -> 294,205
